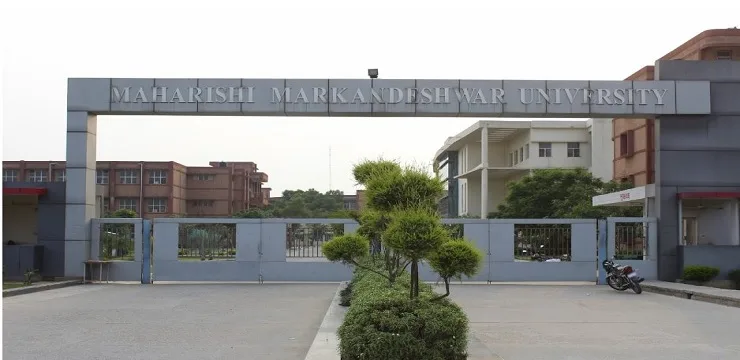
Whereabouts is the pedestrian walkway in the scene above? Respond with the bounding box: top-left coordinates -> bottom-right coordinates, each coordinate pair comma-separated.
642,280 -> 740,308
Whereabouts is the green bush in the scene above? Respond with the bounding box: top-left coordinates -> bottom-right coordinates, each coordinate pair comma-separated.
322,234 -> 370,264
338,268 -> 468,360
682,265 -> 720,282
728,269 -> 740,289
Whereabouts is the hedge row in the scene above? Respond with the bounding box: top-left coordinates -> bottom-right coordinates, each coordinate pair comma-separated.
338,267 -> 469,360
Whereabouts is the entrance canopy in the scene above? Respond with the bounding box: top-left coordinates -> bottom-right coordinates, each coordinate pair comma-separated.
592,185 -> 655,207
68,78 -> 711,118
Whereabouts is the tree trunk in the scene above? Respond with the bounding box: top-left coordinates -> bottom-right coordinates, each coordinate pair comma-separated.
410,260 -> 419,299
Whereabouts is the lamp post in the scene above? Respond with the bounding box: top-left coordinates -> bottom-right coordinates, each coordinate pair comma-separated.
367,68 -> 378,79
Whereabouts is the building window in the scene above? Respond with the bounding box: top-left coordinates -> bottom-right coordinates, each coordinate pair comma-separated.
54,169 -> 66,182
103,198 -> 110,214
519,147 -> 524,162
716,50 -> 732,60
538,143 -> 552,157
509,153 -> 514,167
118,198 -> 138,212
149,170 -> 168,185
96,169 -> 109,184
118,169 -> 139,184
3,169 -> 18,182
619,130 -> 635,157
567,142 -> 581,158
513,150 -> 518,165
27,169 -> 48,182
192,174 -> 215,181
147,198 -> 168,213
192,200 -> 215,207
524,144 -> 529,159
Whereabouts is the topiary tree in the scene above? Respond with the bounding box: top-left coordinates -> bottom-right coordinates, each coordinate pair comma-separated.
428,239 -> 484,301
352,157 -> 402,186
323,158 -> 484,299
384,207 -> 450,299
322,233 -> 394,280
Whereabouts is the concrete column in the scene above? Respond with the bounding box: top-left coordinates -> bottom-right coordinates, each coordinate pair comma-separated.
480,127 -> 489,219
64,111 -> 98,276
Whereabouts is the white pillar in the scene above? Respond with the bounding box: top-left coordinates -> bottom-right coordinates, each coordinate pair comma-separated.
65,111 -> 98,276
480,126 -> 488,219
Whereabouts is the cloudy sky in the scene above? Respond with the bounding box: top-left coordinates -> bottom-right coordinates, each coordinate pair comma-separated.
2,0 -> 738,194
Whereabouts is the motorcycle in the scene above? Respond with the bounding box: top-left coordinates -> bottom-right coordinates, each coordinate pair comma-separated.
602,258 -> 644,294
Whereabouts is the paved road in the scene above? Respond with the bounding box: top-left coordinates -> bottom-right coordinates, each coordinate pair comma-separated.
449,284 -> 740,360
3,284 -> 337,360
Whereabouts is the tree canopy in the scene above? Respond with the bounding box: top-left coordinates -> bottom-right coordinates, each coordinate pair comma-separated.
234,188 -> 346,218
490,168 -> 642,219
323,158 -> 483,300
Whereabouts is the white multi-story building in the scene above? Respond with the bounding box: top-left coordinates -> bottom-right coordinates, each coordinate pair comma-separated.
435,119 -> 612,218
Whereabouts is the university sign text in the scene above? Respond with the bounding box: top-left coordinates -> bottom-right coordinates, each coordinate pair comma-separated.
111,85 -> 669,106
67,78 -> 712,117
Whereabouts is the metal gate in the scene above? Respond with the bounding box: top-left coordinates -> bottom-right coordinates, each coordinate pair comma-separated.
599,217 -> 658,284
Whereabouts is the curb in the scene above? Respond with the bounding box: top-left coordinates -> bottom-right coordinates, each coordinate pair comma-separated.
641,283 -> 740,308
3,280 -> 83,298
304,281 -> 348,360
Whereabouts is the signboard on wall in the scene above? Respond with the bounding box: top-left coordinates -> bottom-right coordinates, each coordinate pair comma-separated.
68,78 -> 712,118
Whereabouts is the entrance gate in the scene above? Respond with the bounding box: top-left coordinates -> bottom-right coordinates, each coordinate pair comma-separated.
88,216 -> 657,283
66,75 -> 709,279
605,217 -> 658,280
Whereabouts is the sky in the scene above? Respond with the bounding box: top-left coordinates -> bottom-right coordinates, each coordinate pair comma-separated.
2,0 -> 739,195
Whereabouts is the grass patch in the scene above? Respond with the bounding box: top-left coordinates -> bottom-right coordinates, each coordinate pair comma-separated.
3,282 -> 27,290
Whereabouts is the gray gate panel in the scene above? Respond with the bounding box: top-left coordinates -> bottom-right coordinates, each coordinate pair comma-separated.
261,261 -> 352,282
572,222 -> 597,262
154,261 -> 260,282
490,262 -> 597,282
236,222 -> 261,262
490,223 -> 515,262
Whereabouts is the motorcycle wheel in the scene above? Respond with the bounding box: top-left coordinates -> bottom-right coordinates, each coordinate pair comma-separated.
631,281 -> 643,294
607,277 -> 628,291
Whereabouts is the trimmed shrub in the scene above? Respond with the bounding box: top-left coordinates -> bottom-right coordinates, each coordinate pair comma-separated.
728,269 -> 740,290
682,265 -> 720,282
338,268 -> 468,360
322,234 -> 370,264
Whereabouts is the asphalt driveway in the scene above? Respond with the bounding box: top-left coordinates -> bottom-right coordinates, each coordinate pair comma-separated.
3,284 -> 337,360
